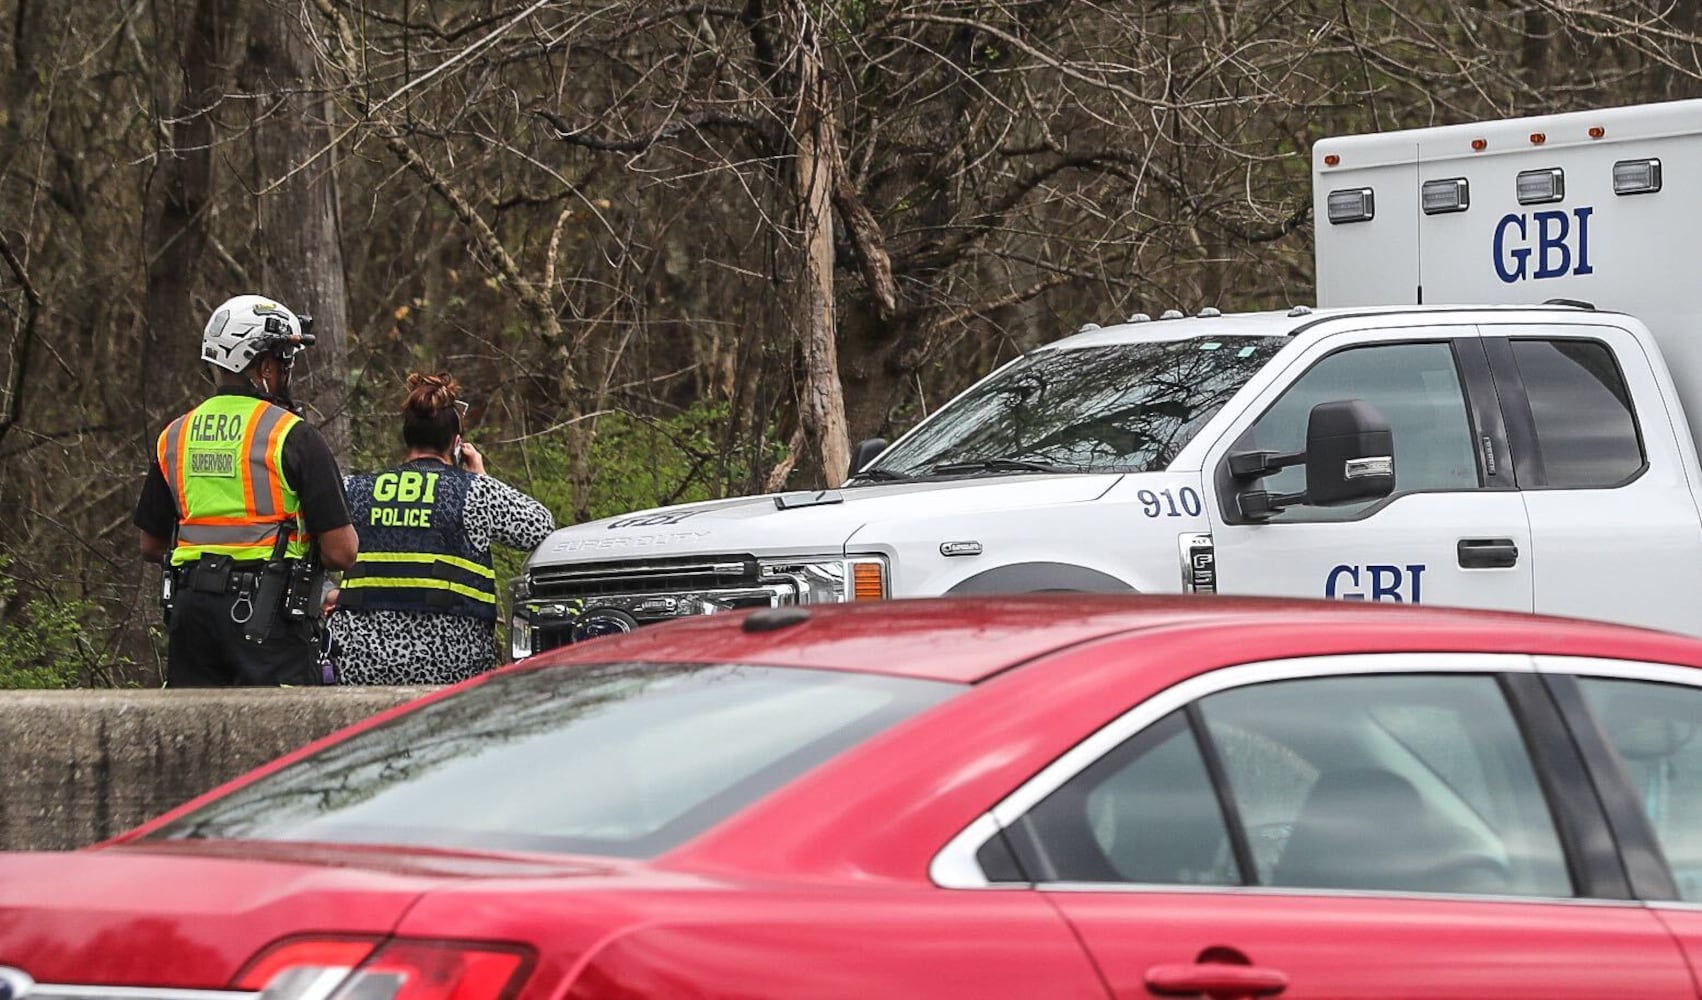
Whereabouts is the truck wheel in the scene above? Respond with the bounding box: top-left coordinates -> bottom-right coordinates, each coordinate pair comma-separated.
946,562 -> 1133,595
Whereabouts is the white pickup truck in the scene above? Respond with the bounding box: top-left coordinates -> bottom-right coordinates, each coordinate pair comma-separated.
512,97 -> 1702,655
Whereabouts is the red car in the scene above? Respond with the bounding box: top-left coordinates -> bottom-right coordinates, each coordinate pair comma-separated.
8,595 -> 1702,1000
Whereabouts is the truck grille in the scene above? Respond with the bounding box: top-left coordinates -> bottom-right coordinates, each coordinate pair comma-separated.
529,555 -> 760,598
523,555 -> 797,652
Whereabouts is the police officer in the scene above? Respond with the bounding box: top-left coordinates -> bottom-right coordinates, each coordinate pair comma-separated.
329,372 -> 554,684
134,294 -> 359,686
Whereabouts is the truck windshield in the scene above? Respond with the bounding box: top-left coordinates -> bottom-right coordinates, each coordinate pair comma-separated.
861,336 -> 1285,479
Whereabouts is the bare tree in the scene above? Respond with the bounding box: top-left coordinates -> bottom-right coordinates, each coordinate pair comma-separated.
143,0 -> 234,420
241,0 -> 352,453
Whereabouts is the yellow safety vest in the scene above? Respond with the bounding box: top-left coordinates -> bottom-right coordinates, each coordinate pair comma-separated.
157,394 -> 308,566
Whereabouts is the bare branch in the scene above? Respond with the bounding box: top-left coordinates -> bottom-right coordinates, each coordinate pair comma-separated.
538,108 -> 762,153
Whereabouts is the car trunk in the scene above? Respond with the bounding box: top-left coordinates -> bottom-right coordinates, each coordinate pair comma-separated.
0,841 -> 608,987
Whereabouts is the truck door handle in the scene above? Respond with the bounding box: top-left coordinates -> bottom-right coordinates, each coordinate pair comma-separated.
1458,538 -> 1519,569
1145,963 -> 1288,999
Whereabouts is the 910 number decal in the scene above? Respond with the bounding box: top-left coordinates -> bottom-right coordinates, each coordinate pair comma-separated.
1138,487 -> 1202,518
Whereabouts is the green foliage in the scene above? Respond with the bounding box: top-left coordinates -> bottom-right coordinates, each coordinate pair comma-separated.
344,370 -> 399,477
0,557 -> 101,689
589,405 -> 729,519
507,400 -> 775,525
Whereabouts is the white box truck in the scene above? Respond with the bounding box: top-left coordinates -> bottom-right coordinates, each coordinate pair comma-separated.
512,98 -> 1702,654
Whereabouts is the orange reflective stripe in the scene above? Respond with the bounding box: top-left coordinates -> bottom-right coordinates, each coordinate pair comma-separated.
169,417 -> 192,517
238,399 -> 266,519
155,422 -> 175,513
264,410 -> 294,519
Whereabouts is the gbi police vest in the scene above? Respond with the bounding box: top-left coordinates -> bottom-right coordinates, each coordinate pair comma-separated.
339,460 -> 498,621
158,394 -> 307,567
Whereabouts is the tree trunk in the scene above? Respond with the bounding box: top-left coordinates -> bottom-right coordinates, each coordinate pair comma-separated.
831,21 -> 989,446
1519,8 -> 1550,99
787,6 -> 850,488
243,0 -> 350,458
1673,0 -> 1702,99
838,298 -> 913,443
143,0 -> 235,422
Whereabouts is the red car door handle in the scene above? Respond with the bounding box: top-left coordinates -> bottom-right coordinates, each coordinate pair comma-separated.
1144,963 -> 1289,1000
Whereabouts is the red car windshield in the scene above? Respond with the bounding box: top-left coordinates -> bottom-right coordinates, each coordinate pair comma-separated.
145,662 -> 960,857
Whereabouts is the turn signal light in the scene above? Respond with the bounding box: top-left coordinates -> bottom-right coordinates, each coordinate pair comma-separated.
852,560 -> 887,601
237,937 -> 533,1000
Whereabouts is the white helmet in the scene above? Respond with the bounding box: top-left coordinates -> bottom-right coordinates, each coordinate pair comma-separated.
201,294 -> 311,373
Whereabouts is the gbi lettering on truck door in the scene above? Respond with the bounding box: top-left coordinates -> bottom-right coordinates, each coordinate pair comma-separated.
1325,563 -> 1426,603
1494,207 -> 1592,283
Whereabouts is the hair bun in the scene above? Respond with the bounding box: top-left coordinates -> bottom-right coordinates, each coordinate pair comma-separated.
402,371 -> 461,414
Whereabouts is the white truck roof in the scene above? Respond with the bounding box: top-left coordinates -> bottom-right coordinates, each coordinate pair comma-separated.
1314,98 -> 1702,446
1054,308 -> 1310,347
1047,303 -> 1616,350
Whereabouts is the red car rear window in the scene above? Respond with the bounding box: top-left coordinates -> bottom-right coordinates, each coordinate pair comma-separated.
146,662 -> 959,857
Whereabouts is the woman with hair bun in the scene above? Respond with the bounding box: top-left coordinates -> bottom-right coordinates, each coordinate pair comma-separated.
328,372 -> 556,684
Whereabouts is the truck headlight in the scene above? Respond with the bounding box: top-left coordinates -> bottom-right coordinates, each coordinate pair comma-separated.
756,556 -> 888,603
509,577 -> 534,660
510,614 -> 533,660
510,574 -> 590,659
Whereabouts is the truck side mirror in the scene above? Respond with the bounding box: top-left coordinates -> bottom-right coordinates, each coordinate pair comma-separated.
849,438 -> 888,478
1304,398 -> 1395,506
1231,399 -> 1394,519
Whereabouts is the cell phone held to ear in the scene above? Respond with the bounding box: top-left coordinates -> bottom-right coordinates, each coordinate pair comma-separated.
453,439 -> 481,475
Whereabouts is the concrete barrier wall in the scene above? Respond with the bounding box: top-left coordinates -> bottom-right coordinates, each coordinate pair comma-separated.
0,688 -> 436,851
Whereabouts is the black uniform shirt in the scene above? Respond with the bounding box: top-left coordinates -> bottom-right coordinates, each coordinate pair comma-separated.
133,387 -> 352,544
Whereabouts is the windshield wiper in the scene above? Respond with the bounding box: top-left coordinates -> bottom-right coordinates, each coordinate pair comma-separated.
846,468 -> 912,483
930,458 -> 1068,475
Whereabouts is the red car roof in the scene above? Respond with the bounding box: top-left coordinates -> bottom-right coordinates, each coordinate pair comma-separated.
521,594 -> 1702,684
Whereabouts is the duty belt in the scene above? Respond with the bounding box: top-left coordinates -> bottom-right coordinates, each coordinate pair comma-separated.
175,555 -> 271,628
176,558 -> 265,594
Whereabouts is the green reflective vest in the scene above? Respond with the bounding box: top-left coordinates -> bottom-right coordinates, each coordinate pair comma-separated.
157,394 -> 307,566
